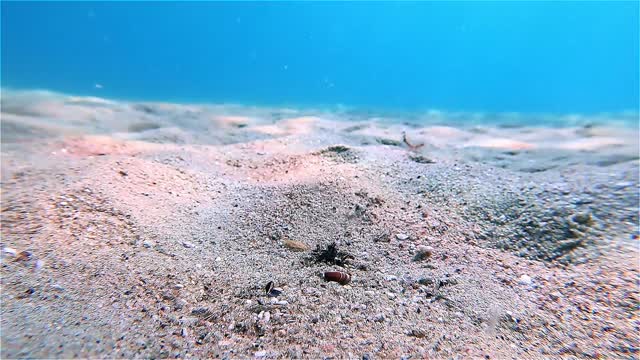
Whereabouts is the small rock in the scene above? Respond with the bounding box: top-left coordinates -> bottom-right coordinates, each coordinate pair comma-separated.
183,241 -> 195,249
191,307 -> 210,316
142,241 -> 153,248
387,292 -> 396,300
373,313 -> 385,322
409,328 -> 427,338
3,247 -> 17,256
174,298 -> 188,310
263,312 -> 271,323
396,233 -> 410,240
34,259 -> 45,271
413,245 -> 434,261
174,284 -> 184,290
282,239 -> 310,252
215,257 -> 222,262
614,181 -> 634,189
571,212 -> 593,226
181,328 -> 189,337
518,275 -> 533,286
51,284 -> 65,291
254,350 -> 267,358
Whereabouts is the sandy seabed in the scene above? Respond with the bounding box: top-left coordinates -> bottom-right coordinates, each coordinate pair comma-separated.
1,89 -> 639,359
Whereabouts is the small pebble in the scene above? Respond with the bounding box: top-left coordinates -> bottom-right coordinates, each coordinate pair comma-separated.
183,241 -> 195,249
396,233 -> 409,240
174,298 -> 188,310
3,247 -> 17,256
34,259 -> 45,271
413,245 -> 434,261
518,275 -> 533,286
254,350 -> 267,358
142,241 -> 153,248
373,313 -> 385,322
174,284 -> 184,290
191,307 -> 210,316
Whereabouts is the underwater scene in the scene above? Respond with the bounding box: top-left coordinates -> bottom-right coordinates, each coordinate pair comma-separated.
1,2 -> 639,359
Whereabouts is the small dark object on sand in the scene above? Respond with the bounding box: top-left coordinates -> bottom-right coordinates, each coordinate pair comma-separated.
14,251 -> 32,262
376,138 -> 403,146
119,170 -> 128,176
324,271 -> 351,285
409,154 -> 435,164
402,132 -> 425,151
264,281 -> 282,297
311,242 -> 352,266
322,145 -> 350,154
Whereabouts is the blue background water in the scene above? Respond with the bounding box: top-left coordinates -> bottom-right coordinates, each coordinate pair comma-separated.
2,1 -> 638,114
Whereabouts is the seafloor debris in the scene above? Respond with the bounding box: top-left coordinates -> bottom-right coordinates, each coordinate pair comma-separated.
376,138 -> 402,146
320,145 -> 350,154
323,271 -> 351,285
409,154 -> 435,164
264,281 -> 282,297
282,239 -> 310,252
310,242 -> 353,266
317,145 -> 360,163
413,245 -> 434,261
14,250 -> 32,262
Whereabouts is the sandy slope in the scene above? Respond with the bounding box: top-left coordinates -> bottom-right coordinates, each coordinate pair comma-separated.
1,91 -> 639,359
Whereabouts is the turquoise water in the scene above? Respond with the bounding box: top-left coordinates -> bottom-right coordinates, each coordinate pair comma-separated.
2,2 -> 638,114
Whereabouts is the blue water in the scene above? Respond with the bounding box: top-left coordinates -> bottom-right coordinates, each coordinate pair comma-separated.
2,2 -> 638,114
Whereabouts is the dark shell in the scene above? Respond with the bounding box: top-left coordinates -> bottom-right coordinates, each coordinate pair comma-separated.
323,271 -> 351,285
264,281 -> 282,297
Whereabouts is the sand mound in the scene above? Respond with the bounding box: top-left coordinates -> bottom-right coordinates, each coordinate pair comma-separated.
1,92 -> 638,358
